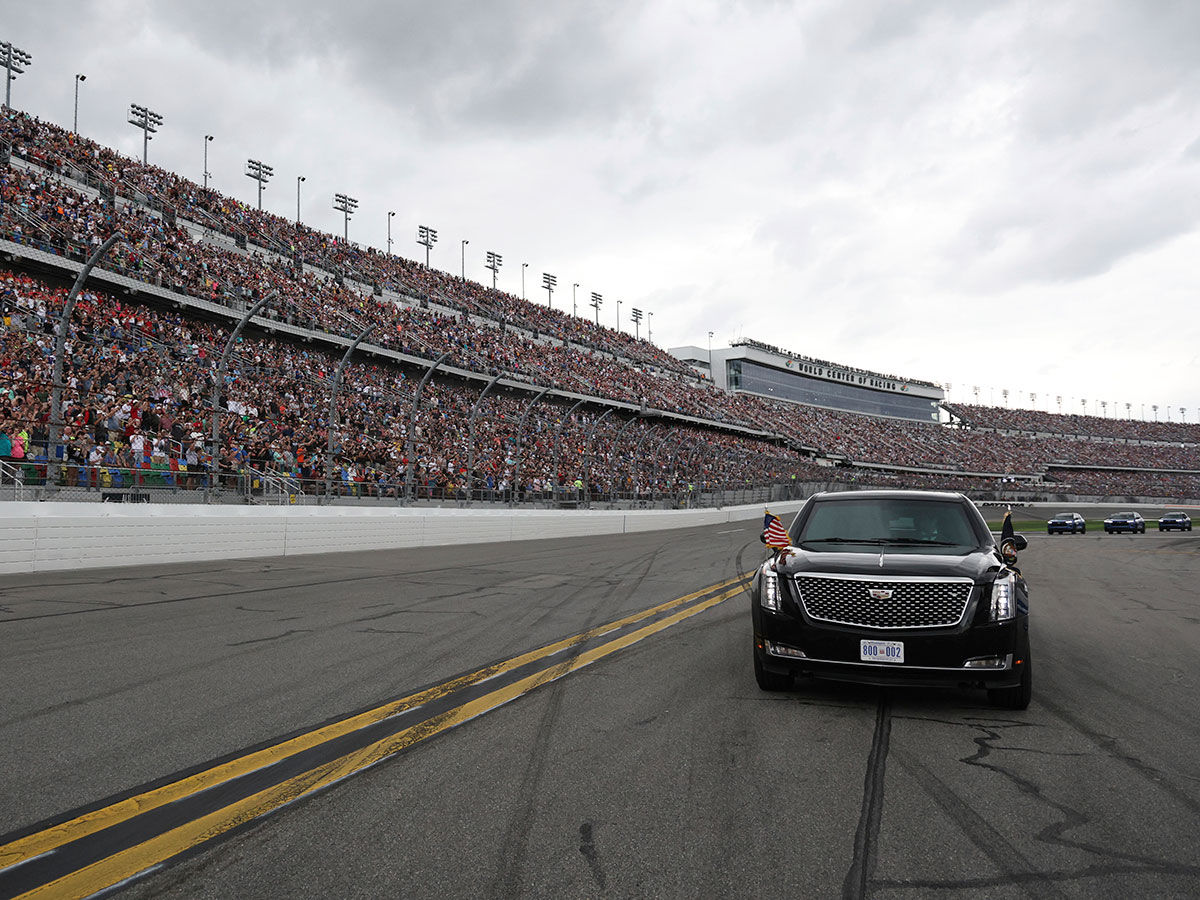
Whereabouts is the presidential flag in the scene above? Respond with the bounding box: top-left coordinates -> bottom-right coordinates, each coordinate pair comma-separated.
763,511 -> 790,549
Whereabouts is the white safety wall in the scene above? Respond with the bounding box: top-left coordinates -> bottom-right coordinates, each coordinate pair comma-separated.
0,501 -> 807,574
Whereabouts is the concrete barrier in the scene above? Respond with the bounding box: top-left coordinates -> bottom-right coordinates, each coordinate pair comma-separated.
0,501 -> 807,574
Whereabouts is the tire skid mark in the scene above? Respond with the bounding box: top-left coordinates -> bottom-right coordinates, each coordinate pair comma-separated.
841,692 -> 891,900
487,545 -> 668,898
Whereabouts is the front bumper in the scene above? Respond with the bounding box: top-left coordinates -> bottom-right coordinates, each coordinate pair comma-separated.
753,603 -> 1028,689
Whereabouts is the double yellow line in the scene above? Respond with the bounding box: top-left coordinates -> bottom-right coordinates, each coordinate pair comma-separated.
2,573 -> 749,900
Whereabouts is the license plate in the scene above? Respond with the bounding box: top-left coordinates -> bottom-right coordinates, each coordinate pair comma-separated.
860,639 -> 904,663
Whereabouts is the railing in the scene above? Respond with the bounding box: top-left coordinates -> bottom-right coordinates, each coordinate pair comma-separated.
241,466 -> 306,505
0,459 -> 27,500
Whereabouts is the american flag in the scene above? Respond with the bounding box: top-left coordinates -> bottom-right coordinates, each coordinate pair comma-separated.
763,511 -> 790,549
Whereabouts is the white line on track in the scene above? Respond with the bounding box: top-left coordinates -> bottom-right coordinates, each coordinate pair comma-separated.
717,529 -> 744,534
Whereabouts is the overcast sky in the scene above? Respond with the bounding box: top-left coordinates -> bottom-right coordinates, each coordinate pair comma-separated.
6,0 -> 1199,422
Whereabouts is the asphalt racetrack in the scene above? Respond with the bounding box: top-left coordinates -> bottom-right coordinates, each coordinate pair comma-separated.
1,521 -> 1198,899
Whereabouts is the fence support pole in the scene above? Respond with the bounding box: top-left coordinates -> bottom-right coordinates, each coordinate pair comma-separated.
324,324 -> 377,503
583,408 -> 615,508
510,386 -> 552,506
206,290 -> 277,504
48,232 -> 122,490
465,374 -> 502,503
551,398 -> 589,504
404,350 -> 453,503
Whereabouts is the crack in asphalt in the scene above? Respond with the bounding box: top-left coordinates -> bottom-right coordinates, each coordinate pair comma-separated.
888,715 -> 1200,895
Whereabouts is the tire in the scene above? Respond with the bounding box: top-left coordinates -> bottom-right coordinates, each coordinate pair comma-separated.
988,656 -> 1032,710
1140,524 -> 1145,534
1080,525 -> 1086,534
754,645 -> 792,692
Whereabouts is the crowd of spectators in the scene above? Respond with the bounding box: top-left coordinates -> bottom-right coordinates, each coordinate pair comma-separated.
2,105 -> 1197,503
948,403 -> 1200,446
0,271 -> 798,499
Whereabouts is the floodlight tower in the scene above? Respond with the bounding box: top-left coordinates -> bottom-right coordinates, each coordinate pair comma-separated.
417,225 -> 437,267
203,135 -> 214,189
127,103 -> 163,165
387,211 -> 395,254
333,193 -> 358,241
542,273 -> 557,308
630,307 -> 643,339
485,251 -> 502,289
1,41 -> 32,109
590,292 -> 603,325
245,159 -> 274,211
73,73 -> 86,133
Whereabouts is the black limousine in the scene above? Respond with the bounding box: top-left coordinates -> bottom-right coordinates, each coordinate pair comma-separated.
751,491 -> 1031,709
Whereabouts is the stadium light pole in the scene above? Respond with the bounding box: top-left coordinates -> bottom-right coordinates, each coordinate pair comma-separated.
486,251 -> 502,289
333,193 -> 358,241
708,331 -> 713,368
73,73 -> 86,133
386,211 -> 395,255
127,103 -> 163,165
573,283 -> 579,317
1,41 -> 32,109
648,310 -> 653,342
630,307 -> 643,339
245,159 -> 273,211
1179,407 -> 1187,423
203,135 -> 214,190
295,175 -> 305,223
542,272 -> 556,308
417,225 -> 437,267
590,293 -> 602,326
461,239 -> 468,279
615,299 -> 621,331
521,263 -> 528,299
1152,404 -> 1159,421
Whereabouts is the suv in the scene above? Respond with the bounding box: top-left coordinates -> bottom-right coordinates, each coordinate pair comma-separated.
751,490 -> 1031,709
1047,512 -> 1086,534
1157,511 -> 1192,532
1103,511 -> 1145,534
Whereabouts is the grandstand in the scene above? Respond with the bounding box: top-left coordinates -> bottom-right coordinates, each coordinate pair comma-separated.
1,101 -> 1198,506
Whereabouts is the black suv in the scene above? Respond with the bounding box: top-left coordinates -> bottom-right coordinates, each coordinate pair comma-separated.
751,490 -> 1031,708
